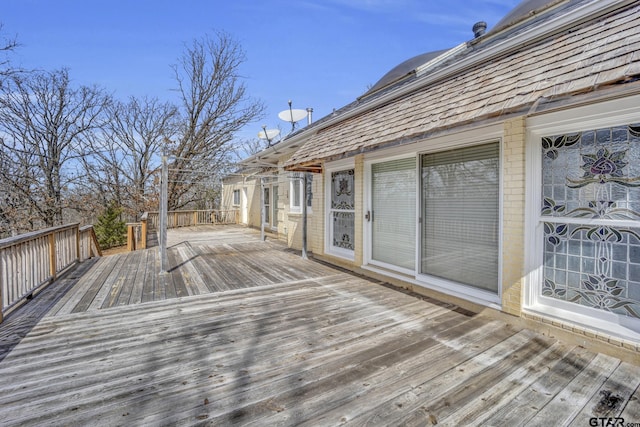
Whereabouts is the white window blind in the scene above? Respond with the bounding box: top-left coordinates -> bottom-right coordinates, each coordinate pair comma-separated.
371,157 -> 416,270
421,142 -> 499,292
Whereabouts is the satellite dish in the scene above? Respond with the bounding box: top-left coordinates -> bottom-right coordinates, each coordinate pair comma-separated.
278,109 -> 307,123
258,128 -> 280,141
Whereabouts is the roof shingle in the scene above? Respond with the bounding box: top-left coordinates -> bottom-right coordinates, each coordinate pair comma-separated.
285,3 -> 640,170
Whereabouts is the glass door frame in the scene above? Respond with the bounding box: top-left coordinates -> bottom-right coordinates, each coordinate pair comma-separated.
325,160 -> 356,260
364,153 -> 418,276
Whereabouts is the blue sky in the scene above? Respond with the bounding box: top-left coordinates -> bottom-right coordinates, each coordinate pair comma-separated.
3,0 -> 519,141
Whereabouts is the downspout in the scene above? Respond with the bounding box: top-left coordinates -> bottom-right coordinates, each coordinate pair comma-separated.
260,177 -> 265,241
301,108 -> 314,259
302,173 -> 308,260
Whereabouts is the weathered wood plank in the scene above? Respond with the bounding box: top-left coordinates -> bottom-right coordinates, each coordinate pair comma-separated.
0,281 -> 454,425
527,353 -> 621,425
68,255 -> 120,314
44,256 -> 113,316
186,245 -> 233,292
570,361 -> 640,425
482,346 -> 597,426
166,248 -> 188,298
350,329 -> 543,426
437,341 -> 573,426
175,245 -> 210,296
56,308 -> 472,426
620,382 -> 640,425
99,252 -> 139,309
251,318 -> 518,426
126,248 -> 152,305
0,259 -> 97,362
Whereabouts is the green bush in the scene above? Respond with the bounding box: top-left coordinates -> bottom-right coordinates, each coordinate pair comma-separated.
94,202 -> 127,249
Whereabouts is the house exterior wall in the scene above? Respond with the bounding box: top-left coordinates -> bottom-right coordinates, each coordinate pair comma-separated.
221,176 -> 261,228
222,152 -> 323,250
354,154 -> 365,266
233,4 -> 640,355
302,105 -> 640,354
309,171 -> 324,256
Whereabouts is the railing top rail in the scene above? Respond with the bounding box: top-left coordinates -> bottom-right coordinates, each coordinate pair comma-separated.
0,223 -> 80,250
79,225 -> 94,232
147,209 -> 236,214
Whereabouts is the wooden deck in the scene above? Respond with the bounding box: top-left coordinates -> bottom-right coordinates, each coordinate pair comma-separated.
0,225 -> 639,426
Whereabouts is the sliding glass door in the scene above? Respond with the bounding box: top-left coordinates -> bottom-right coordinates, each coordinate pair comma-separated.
420,143 -> 500,293
370,157 -> 416,271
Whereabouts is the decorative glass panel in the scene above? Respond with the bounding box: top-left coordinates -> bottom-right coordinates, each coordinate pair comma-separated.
540,124 -> 640,320
541,125 -> 640,220
332,212 -> 355,250
331,170 -> 355,210
330,169 -> 355,254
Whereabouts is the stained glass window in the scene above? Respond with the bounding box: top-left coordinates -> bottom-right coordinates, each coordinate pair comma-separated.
540,124 -> 640,319
330,169 -> 355,252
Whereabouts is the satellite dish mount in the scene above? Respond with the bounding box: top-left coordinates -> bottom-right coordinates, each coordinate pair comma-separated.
258,125 -> 280,146
278,100 -> 308,133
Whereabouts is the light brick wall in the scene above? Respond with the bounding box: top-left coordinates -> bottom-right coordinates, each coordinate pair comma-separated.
309,170 -> 325,255
354,155 -> 364,266
501,117 -> 526,316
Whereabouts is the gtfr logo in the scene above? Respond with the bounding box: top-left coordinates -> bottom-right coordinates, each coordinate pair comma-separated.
589,418 -> 624,427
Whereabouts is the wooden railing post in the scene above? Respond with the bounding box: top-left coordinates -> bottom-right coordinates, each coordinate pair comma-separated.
48,231 -> 57,282
140,219 -> 147,250
75,225 -> 81,262
193,211 -> 198,226
127,224 -> 136,251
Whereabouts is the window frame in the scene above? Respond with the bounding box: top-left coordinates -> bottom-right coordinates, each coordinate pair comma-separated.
416,140 -> 503,304
524,95 -> 640,340
364,154 -> 417,276
290,178 -> 303,214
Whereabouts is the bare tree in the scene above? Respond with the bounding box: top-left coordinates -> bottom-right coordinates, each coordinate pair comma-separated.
85,96 -> 178,217
0,68 -> 110,229
167,31 -> 265,210
0,23 -> 18,78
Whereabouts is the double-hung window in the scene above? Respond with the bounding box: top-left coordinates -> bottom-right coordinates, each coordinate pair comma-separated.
290,178 -> 302,213
534,124 -> 640,331
290,173 -> 312,214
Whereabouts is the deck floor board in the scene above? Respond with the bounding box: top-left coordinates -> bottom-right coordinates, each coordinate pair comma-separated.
0,225 -> 638,426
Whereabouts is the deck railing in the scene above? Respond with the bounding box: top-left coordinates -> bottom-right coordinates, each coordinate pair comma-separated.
0,223 -> 101,321
146,209 -> 239,230
125,210 -> 239,252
